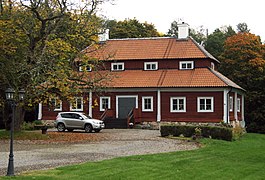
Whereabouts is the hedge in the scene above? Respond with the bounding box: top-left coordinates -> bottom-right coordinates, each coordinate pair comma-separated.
160,125 -> 233,141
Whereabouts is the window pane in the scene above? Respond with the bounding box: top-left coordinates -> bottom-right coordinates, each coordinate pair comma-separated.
151,64 -> 156,69
182,63 -> 186,69
172,99 -> 178,110
144,98 -> 151,110
146,64 -> 151,70
102,98 -> 109,109
179,99 -> 184,110
77,98 -> 82,109
187,63 -> 192,68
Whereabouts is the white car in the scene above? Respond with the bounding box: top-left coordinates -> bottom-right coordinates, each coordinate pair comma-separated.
54,112 -> 105,133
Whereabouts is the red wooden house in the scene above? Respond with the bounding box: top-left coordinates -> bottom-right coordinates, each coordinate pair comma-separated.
39,23 -> 245,128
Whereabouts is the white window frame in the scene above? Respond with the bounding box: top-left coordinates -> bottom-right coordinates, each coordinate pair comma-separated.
70,97 -> 83,111
144,62 -> 158,70
170,97 -> 186,112
197,97 -> 214,112
111,62 -> 124,71
100,97 -> 111,111
51,98 -> 62,111
229,96 -> 233,112
237,98 -> 241,112
179,61 -> 194,70
142,96 -> 153,112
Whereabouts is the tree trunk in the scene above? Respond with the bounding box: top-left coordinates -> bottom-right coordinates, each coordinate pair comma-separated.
4,103 -> 25,131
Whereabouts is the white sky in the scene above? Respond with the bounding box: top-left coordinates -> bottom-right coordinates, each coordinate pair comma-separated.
101,0 -> 265,41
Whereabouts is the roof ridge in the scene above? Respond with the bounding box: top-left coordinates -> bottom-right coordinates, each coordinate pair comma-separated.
209,68 -> 245,91
157,70 -> 167,86
107,36 -> 175,41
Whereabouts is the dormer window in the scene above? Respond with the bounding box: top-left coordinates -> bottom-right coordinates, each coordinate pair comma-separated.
211,62 -> 215,70
180,61 -> 194,70
79,66 -> 92,72
144,62 -> 158,70
111,62 -> 124,71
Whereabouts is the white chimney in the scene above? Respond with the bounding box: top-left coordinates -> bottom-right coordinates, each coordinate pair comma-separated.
177,22 -> 189,39
99,29 -> 109,42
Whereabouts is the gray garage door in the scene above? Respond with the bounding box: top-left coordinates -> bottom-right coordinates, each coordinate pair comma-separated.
118,97 -> 136,119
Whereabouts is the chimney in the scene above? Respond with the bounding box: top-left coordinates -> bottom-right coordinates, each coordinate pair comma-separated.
99,29 -> 109,42
177,22 -> 189,39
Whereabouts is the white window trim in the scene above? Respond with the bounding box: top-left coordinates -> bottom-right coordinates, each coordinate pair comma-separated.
179,61 -> 194,70
144,62 -> 158,70
70,97 -> 83,111
100,96 -> 111,111
237,98 -> 241,112
197,97 -> 214,112
229,96 -> 233,112
170,97 -> 186,112
51,98 -> 62,111
111,62 -> 124,71
142,96 -> 153,112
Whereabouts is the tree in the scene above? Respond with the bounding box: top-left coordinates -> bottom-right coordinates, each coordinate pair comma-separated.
237,22 -> 250,33
0,0 -> 111,130
204,26 -> 236,59
220,32 -> 265,133
106,18 -> 160,39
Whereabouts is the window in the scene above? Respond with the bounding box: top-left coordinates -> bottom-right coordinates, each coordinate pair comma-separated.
211,62 -> 215,70
100,97 -> 111,111
144,62 -> 158,70
197,97 -> 214,112
111,62 -> 124,71
51,98 -> 62,111
142,96 -> 153,112
79,65 -> 92,72
170,97 -> 186,112
229,96 -> 233,112
237,98 -> 241,112
180,61 -> 194,70
70,97 -> 83,111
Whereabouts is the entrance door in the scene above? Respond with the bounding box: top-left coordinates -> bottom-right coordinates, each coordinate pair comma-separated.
117,97 -> 136,119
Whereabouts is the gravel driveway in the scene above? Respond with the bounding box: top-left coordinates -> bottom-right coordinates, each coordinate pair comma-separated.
0,129 -> 198,176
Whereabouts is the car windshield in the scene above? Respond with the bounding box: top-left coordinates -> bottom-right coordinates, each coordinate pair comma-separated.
82,114 -> 92,119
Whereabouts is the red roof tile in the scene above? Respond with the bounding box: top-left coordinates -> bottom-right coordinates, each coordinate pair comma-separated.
107,68 -> 243,90
85,37 -> 218,62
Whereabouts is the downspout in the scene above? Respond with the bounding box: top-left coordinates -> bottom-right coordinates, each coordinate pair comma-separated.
88,90 -> 92,118
226,87 -> 233,124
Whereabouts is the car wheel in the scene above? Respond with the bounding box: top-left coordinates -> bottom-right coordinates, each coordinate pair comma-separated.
84,124 -> 93,133
57,123 -> 65,132
94,129 -> 101,133
67,129 -> 74,132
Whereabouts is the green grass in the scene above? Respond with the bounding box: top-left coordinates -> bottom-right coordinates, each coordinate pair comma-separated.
1,133 -> 265,180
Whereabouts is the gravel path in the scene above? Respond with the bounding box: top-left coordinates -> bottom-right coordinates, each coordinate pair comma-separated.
0,129 -> 198,176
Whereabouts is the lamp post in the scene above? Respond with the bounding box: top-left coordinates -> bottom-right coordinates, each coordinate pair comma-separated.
5,88 -> 25,176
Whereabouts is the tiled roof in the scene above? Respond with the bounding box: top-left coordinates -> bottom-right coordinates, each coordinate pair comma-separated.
85,37 -> 219,62
107,68 -> 244,90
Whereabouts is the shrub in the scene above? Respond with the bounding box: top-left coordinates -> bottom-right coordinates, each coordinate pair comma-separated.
160,125 -> 234,141
21,120 -> 44,131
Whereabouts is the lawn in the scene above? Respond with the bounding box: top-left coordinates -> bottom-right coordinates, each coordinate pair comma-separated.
1,133 -> 265,180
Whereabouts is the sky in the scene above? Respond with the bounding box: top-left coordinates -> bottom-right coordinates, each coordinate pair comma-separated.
101,0 -> 265,41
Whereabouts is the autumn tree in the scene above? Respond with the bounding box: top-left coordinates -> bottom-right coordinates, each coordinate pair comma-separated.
106,18 -> 160,39
0,0 -> 111,130
220,32 -> 265,133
